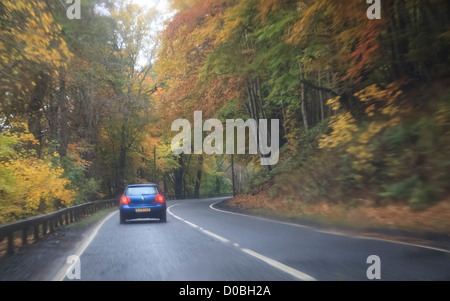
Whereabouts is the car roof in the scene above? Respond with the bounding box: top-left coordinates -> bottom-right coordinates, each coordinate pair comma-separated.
126,184 -> 158,187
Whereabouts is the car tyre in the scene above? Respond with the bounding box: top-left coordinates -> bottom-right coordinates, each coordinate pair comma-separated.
120,212 -> 127,224
160,212 -> 167,223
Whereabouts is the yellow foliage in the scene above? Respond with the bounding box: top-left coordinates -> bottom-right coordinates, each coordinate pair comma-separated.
319,111 -> 358,149
7,158 -> 75,216
319,84 -> 404,174
284,108 -> 304,153
0,124 -> 75,223
326,96 -> 342,111
1,0 -> 72,75
355,83 -> 403,117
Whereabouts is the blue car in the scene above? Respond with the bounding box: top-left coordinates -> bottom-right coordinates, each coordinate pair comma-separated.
119,184 -> 167,224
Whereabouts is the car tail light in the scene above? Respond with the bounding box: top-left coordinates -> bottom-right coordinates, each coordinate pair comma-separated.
120,196 -> 130,205
155,194 -> 164,203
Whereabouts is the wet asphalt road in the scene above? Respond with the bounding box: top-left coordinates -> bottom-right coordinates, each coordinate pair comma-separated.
59,198 -> 450,281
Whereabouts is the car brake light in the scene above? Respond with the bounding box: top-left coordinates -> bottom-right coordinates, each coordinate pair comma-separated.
120,196 -> 130,205
155,194 -> 164,203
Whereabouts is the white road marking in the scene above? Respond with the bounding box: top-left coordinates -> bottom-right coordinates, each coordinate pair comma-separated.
184,220 -> 198,228
167,202 -> 316,281
201,229 -> 230,243
241,248 -> 316,281
209,201 -> 313,230
52,210 -> 117,281
348,235 -> 450,254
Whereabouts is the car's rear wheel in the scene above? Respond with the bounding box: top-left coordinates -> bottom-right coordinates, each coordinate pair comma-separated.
120,212 -> 127,224
160,212 -> 167,223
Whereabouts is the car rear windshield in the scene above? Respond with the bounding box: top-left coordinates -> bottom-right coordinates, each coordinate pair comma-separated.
125,186 -> 158,196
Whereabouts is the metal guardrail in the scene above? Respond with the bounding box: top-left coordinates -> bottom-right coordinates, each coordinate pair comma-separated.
0,198 -> 119,256
0,193 -> 234,257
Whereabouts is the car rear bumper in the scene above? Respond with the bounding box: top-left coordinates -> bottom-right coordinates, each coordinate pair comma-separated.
120,203 -> 166,220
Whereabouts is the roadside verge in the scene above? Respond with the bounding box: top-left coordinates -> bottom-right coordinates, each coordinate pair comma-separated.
0,207 -> 117,280
212,197 -> 450,253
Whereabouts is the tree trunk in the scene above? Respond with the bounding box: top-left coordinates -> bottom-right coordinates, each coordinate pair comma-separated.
116,121 -> 127,194
174,154 -> 184,199
48,92 -> 59,144
194,155 -> 203,198
28,72 -> 48,158
299,62 -> 309,130
246,77 -> 272,171
58,71 -> 68,157
318,71 -> 325,121
116,145 -> 126,194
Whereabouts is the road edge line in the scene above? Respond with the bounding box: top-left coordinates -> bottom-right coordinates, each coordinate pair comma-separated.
51,210 -> 118,281
210,201 -> 450,254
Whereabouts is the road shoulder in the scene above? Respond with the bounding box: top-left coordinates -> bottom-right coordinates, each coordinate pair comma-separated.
0,208 -> 117,280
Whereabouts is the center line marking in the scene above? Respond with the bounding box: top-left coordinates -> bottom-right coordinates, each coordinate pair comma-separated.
201,229 -> 230,243
167,202 -> 317,281
241,248 -> 316,281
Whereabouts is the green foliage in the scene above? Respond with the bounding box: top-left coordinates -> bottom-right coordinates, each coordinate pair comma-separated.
378,174 -> 420,201
379,174 -> 438,210
372,91 -> 450,209
249,84 -> 450,211
202,172 -> 232,194
60,156 -> 100,204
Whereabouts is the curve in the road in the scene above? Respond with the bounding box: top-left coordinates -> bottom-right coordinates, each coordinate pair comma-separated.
52,197 -> 450,281
209,200 -> 450,254
167,202 -> 317,281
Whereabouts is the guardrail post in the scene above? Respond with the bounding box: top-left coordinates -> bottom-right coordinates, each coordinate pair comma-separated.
22,228 -> 28,247
7,233 -> 14,255
34,224 -> 39,241
42,220 -> 47,235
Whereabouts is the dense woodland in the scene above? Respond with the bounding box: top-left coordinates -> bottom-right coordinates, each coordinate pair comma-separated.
1,0 -> 450,223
